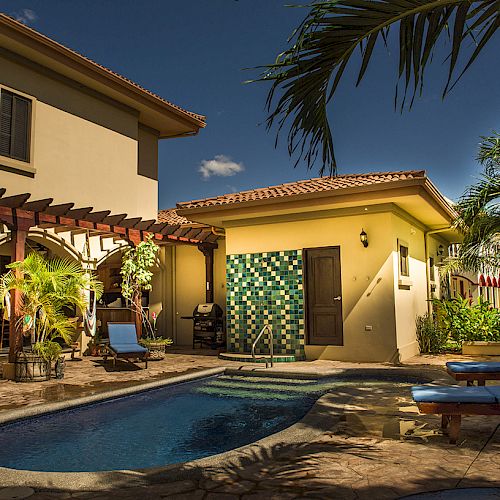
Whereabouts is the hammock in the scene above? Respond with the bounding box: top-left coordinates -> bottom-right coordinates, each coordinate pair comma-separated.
83,289 -> 97,337
82,230 -> 97,337
2,291 -> 10,321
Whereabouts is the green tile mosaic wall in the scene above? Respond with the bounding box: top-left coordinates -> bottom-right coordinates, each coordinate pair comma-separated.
226,249 -> 305,358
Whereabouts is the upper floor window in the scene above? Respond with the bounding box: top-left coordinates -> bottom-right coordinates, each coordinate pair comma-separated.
0,89 -> 32,163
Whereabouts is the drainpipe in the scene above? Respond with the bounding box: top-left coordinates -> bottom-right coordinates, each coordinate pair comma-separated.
424,227 -> 452,315
171,246 -> 177,344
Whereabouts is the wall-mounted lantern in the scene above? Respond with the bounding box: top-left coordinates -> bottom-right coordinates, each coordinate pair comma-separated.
437,244 -> 444,257
360,229 -> 368,248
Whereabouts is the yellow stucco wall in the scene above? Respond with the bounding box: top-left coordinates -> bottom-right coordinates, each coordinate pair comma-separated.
0,54 -> 157,219
225,212 -> 401,362
163,242 -> 226,346
391,215 -> 427,360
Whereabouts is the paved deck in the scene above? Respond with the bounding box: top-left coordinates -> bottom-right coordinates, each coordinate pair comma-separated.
0,351 -> 499,499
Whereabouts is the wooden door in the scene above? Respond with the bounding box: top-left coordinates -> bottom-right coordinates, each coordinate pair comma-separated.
305,247 -> 343,345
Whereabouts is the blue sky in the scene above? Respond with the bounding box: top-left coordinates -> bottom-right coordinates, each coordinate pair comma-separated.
4,1 -> 499,208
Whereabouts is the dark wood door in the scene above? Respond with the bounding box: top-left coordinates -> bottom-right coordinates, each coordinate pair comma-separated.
305,247 -> 343,345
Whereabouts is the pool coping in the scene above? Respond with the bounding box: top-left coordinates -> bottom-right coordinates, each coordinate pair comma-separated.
0,365 -> 454,491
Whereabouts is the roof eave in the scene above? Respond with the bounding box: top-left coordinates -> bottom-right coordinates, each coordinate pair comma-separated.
176,177 -> 428,216
0,14 -> 206,134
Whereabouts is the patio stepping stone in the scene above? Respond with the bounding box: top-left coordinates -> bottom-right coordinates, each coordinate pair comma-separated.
0,487 -> 35,499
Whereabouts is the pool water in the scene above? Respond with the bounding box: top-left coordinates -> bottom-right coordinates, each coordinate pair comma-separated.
0,374 -> 412,472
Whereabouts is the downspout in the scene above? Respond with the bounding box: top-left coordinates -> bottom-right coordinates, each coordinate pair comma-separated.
171,246 -> 177,344
424,227 -> 452,315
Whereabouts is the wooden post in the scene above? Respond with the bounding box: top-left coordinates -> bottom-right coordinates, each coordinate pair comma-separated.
199,245 -> 214,303
9,229 -> 27,363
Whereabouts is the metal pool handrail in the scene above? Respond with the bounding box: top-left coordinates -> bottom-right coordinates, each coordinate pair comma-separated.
251,324 -> 274,368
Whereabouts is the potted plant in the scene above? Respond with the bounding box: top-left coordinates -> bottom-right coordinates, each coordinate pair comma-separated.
139,335 -> 173,360
0,253 -> 102,382
120,234 -> 159,336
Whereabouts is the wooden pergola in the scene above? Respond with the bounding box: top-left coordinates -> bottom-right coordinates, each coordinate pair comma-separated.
0,190 -> 218,363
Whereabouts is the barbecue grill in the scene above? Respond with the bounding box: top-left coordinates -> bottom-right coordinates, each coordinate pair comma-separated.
181,303 -> 225,349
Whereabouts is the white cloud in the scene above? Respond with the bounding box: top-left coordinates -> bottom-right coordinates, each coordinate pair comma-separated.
199,155 -> 244,179
11,9 -> 38,25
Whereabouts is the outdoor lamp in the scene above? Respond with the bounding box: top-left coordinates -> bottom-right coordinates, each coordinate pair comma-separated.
438,244 -> 444,256
360,229 -> 368,248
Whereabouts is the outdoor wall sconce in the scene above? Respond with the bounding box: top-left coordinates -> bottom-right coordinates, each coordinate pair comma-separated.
360,229 -> 368,248
437,244 -> 444,256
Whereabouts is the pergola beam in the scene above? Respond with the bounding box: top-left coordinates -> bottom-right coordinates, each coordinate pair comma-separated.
0,190 -> 218,248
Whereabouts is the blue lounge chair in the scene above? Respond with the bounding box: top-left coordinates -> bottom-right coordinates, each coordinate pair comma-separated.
446,361 -> 500,386
412,385 -> 500,443
104,322 -> 149,369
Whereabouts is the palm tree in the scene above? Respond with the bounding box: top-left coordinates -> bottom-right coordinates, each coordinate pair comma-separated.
453,132 -> 499,273
257,1 -> 499,175
0,253 -> 103,360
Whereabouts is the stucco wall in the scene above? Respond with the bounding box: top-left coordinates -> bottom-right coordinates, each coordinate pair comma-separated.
391,215 -> 448,360
225,212 -> 399,362
0,53 -> 157,219
169,242 -> 227,346
391,215 -> 427,360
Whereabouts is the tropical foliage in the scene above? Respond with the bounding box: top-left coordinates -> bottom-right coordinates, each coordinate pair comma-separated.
415,313 -> 448,353
139,336 -> 173,348
452,132 -> 500,273
120,235 -> 159,303
257,0 -> 499,175
434,296 -> 500,346
0,253 -> 103,361
120,235 -> 159,335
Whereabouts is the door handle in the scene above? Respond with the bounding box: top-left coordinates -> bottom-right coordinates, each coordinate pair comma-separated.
333,296 -> 342,301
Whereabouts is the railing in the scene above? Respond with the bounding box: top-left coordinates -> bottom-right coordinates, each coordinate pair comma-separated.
251,324 -> 274,368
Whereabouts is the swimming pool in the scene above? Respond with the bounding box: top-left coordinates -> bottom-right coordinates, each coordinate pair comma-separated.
0,374 -> 417,472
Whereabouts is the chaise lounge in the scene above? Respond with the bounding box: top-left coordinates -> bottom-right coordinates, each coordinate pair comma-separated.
104,322 -> 149,369
412,385 -> 500,443
446,361 -> 500,386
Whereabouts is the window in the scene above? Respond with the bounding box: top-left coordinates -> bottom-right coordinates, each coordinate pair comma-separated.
399,243 -> 409,277
0,89 -> 32,163
429,256 -> 435,281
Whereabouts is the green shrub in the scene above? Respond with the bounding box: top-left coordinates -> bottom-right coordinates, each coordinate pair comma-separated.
416,313 -> 448,354
433,297 -> 500,347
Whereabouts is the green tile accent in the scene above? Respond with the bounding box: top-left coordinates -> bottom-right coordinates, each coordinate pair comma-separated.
226,249 -> 304,357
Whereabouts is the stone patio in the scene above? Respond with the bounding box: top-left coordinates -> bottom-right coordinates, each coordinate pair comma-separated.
0,351 -> 499,499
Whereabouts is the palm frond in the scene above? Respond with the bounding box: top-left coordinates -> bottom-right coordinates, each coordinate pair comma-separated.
0,253 -> 103,344
257,0 -> 499,175
453,132 -> 500,273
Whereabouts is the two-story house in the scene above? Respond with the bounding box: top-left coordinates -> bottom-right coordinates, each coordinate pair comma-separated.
0,14 -> 215,377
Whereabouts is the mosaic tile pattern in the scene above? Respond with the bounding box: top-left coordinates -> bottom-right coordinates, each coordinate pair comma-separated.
226,250 -> 305,358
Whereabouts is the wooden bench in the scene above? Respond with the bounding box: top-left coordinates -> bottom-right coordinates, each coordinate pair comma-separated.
412,385 -> 500,443
446,361 -> 500,386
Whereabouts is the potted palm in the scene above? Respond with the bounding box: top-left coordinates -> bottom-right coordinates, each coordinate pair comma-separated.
0,253 -> 102,382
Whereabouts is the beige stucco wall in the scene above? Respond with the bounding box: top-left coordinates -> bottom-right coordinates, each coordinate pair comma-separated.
391,215 -> 448,360
391,215 -> 427,360
156,242 -> 226,345
225,212 -> 401,362
0,53 -> 157,219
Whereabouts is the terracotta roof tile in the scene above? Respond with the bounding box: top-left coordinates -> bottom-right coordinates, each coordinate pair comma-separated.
177,170 -> 427,209
157,208 -> 196,226
0,14 -> 205,126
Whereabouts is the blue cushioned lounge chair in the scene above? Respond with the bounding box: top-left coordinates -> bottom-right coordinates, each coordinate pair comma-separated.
104,322 -> 149,369
412,385 -> 500,443
446,361 -> 500,386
